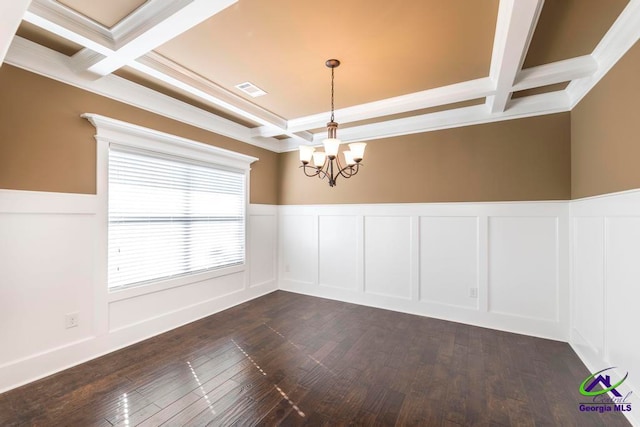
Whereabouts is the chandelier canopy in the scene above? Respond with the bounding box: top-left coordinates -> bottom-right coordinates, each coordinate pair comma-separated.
298,59 -> 366,187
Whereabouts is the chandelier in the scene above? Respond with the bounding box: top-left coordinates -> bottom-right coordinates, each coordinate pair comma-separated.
298,59 -> 366,187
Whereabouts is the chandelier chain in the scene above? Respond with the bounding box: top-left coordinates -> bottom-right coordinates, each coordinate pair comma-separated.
330,66 -> 335,122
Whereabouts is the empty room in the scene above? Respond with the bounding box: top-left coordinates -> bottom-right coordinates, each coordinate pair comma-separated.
1,0 -> 639,425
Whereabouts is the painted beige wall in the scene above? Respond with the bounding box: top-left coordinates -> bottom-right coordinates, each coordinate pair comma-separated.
0,65 -> 573,206
571,41 -> 640,199
279,113 -> 571,205
0,65 -> 279,204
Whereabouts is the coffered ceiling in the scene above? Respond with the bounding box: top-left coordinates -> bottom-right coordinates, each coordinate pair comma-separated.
2,0 -> 640,152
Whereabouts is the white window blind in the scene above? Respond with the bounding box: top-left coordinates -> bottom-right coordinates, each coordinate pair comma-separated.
108,145 -> 246,289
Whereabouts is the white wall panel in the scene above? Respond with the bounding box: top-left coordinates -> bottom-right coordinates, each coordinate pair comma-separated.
0,189 -> 278,393
571,217 -> 604,355
280,215 -> 316,285
279,202 -> 568,341
319,215 -> 358,290
109,273 -> 245,331
570,190 -> 640,427
364,216 -> 412,299
605,217 -> 640,384
489,217 -> 558,321
0,211 -> 95,365
249,213 -> 277,287
420,216 -> 479,309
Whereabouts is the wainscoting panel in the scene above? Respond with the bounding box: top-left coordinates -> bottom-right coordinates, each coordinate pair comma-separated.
319,215 -> 358,291
364,216 -> 412,299
571,217 -> 605,357
0,198 -> 96,366
279,202 -> 569,341
605,217 -> 640,391
420,216 -> 479,309
249,208 -> 277,288
570,190 -> 640,427
0,189 -> 278,394
488,216 -> 559,322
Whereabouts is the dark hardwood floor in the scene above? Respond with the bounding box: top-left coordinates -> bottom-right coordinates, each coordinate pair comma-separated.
0,291 -> 630,426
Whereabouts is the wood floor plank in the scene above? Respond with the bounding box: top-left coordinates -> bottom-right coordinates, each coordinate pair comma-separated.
0,291 -> 630,427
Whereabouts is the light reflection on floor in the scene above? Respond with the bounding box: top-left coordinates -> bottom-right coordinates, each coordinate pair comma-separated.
231,338 -> 305,418
120,392 -> 130,426
263,323 -> 337,377
187,361 -> 216,416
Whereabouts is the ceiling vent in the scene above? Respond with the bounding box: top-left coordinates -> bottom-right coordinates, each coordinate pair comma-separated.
235,81 -> 267,97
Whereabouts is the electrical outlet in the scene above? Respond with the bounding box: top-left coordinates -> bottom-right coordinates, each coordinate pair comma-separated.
285,264 -> 291,273
65,312 -> 79,329
469,288 -> 478,298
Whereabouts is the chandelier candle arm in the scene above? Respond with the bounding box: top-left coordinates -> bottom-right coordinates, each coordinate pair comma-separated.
297,58 -> 366,187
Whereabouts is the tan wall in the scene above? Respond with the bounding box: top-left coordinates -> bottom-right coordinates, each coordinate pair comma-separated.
278,113 -> 571,205
0,65 -> 279,204
571,41 -> 640,199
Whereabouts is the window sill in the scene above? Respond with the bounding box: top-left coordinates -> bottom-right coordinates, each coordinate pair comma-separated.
107,264 -> 245,302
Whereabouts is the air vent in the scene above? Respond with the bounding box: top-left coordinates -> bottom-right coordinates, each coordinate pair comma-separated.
235,81 -> 267,97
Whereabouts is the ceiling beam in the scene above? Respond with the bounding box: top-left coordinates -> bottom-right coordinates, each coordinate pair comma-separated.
486,0 -> 544,113
129,57 -> 313,143
278,90 -> 570,152
0,0 -> 31,66
72,0 -> 237,77
24,0 -> 114,55
22,0 -> 309,140
254,77 -> 495,138
566,0 -> 640,108
5,36 -> 281,152
512,55 -> 597,92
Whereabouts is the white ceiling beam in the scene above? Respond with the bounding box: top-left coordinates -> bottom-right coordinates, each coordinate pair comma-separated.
0,0 -> 32,66
281,90 -> 570,152
23,0 -> 306,140
486,0 -> 544,113
24,0 -> 114,54
254,77 -> 495,138
566,0 -> 640,108
5,36 -> 281,152
73,0 -> 237,76
322,91 -> 568,144
512,55 -> 597,91
130,55 -> 313,144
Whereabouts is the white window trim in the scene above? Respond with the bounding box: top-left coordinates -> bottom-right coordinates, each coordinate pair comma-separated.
84,113 -> 258,308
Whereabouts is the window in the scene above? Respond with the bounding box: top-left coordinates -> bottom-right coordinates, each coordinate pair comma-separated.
107,145 -> 246,289
83,114 -> 256,293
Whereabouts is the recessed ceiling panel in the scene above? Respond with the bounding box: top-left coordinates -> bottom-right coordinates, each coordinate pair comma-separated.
57,0 -> 148,28
155,0 -> 499,119
524,0 -> 629,68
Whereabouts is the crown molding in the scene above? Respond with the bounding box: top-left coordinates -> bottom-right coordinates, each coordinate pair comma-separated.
5,36 -> 281,152
512,55 -> 597,91
281,91 -> 570,152
566,0 -> 640,108
255,77 -> 496,138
